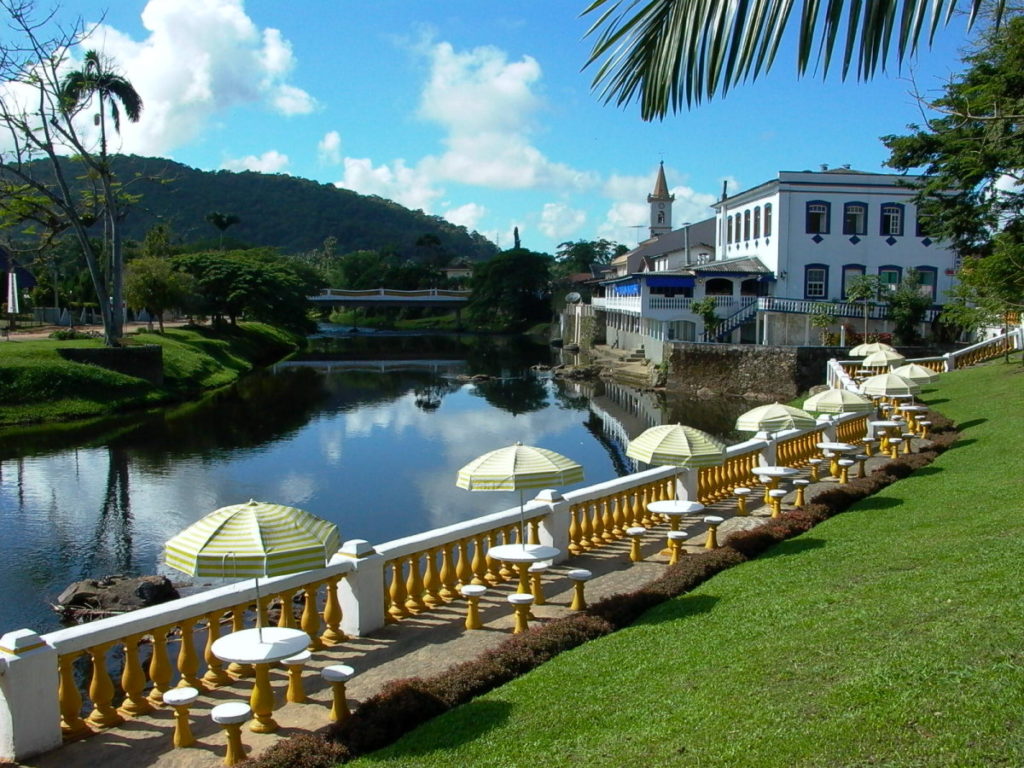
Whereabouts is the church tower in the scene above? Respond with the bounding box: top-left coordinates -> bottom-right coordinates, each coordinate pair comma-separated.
647,161 -> 674,238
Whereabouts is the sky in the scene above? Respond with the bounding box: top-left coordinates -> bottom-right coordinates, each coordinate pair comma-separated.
35,0 -> 978,256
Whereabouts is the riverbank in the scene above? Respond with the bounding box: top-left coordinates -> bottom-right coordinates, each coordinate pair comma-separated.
0,322 -> 303,427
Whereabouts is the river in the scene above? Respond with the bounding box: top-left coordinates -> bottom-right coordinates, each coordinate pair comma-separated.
0,328 -> 752,634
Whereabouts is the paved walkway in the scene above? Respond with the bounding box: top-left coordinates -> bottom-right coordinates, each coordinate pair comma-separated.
19,448 -> 905,768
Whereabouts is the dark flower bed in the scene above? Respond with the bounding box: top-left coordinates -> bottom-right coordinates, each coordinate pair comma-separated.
249,421 -> 959,768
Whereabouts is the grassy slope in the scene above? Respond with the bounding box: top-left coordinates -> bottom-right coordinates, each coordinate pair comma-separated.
0,323 -> 299,426
355,356 -> 1024,768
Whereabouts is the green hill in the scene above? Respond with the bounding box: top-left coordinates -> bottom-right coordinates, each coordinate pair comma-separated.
23,155 -> 498,262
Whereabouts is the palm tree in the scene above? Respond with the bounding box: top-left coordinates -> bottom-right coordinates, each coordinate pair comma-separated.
205,212 -> 241,250
59,50 -> 142,344
582,0 -> 1001,119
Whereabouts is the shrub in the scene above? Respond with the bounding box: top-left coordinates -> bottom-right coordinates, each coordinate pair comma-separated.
723,522 -> 791,558
644,549 -> 746,600
333,678 -> 448,757
249,733 -> 352,768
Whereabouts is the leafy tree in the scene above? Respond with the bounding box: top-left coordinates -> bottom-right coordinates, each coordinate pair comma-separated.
844,274 -> 883,337
582,0 -> 1002,118
206,212 -> 241,250
884,16 -> 1024,257
467,248 -> 552,330
124,256 -> 193,332
940,224 -> 1024,336
554,239 -> 627,279
810,302 -> 836,344
0,2 -> 143,346
885,269 -> 933,343
691,296 -> 720,339
142,223 -> 174,259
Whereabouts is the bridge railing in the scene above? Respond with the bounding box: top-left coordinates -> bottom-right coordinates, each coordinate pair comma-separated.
313,288 -> 470,299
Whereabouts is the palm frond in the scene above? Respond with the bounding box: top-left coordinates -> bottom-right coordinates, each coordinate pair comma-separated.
583,0 -> 994,119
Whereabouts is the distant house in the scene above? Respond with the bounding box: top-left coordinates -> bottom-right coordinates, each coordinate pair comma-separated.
442,265 -> 473,282
591,164 -> 955,361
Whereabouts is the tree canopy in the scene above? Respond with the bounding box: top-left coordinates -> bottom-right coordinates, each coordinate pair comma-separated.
467,248 -> 552,330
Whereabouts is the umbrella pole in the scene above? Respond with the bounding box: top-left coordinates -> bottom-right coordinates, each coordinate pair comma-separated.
255,576 -> 263,643
518,488 -> 526,547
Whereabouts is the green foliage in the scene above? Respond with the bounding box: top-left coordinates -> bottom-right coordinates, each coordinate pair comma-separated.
552,238 -> 626,280
690,295 -> 720,337
941,224 -> 1024,334
326,250 -> 442,291
173,248 -> 321,332
467,248 -> 552,330
886,269 -> 933,344
844,273 -> 883,336
124,256 -> 193,331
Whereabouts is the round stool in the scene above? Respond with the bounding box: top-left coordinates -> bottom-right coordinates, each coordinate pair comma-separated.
567,568 -> 592,611
626,526 -> 646,562
507,593 -> 534,634
666,530 -> 688,565
460,584 -> 487,630
703,516 -> 724,549
528,561 -> 549,605
768,489 -> 787,518
162,686 -> 199,748
733,487 -> 752,516
792,478 -> 809,507
918,420 -> 931,439
807,458 -> 824,482
861,437 -> 879,457
211,701 -> 251,766
837,458 -> 855,484
901,432 -> 915,454
854,453 -> 869,478
321,664 -> 355,723
281,650 -> 311,704
887,437 -> 903,459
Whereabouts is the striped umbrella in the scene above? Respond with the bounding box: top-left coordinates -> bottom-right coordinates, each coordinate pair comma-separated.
626,424 -> 726,468
891,362 -> 940,384
849,341 -> 896,356
735,402 -> 816,433
861,373 -> 921,397
861,349 -> 906,368
457,442 -> 583,543
165,500 -> 340,638
803,388 -> 874,415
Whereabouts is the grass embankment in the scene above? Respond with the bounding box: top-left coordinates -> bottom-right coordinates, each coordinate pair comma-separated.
355,356 -> 1024,768
0,323 -> 301,426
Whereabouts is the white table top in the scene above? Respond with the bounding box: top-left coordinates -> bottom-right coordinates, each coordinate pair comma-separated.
756,466 -> 801,478
487,543 -> 561,563
647,500 -> 705,515
900,405 -> 928,412
211,627 -> 310,665
816,442 -> 857,452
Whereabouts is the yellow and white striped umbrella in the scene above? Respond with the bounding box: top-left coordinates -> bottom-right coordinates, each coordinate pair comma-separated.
849,341 -> 896,356
164,499 -> 341,579
891,362 -> 940,384
626,424 -> 726,468
861,349 -> 906,368
735,402 -> 816,433
803,388 -> 874,415
861,373 -> 921,397
456,442 -> 583,492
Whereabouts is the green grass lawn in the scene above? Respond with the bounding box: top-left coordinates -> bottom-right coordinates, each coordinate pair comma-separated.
353,355 -> 1024,768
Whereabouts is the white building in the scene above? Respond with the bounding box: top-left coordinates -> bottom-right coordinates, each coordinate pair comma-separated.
592,165 -> 953,360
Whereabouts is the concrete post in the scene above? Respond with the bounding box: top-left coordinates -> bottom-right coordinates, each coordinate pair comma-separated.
334,542 -> 386,637
675,469 -> 698,501
534,490 -> 570,564
0,630 -> 61,761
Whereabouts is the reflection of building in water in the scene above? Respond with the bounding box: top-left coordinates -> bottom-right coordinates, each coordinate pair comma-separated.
561,378 -> 667,473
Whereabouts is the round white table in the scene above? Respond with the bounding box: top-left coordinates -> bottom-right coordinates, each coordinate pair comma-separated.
815,442 -> 858,478
487,544 -> 560,594
755,466 -> 801,503
869,420 -> 902,452
212,626 -> 310,733
648,500 -> 705,554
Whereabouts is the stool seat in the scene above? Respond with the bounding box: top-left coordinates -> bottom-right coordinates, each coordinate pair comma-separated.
768,489 -> 787,498
527,561 -> 548,573
666,530 -> 688,541
211,701 -> 251,726
163,686 -> 199,707
322,664 -> 355,683
703,515 -> 724,525
626,526 -> 646,535
281,650 -> 311,667
793,478 -> 809,486
460,584 -> 487,598
507,593 -> 534,606
733,487 -> 751,495
567,568 -> 592,581
837,458 -> 855,466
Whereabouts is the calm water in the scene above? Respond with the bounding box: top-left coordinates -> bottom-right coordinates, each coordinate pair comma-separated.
0,330 -> 751,633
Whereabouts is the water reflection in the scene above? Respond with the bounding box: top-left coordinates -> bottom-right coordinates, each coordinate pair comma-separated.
0,334 -> 757,633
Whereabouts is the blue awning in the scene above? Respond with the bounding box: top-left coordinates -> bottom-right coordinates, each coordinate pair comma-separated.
646,276 -> 695,288
613,282 -> 640,296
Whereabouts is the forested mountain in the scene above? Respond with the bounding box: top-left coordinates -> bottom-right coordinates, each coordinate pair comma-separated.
26,155 -> 498,262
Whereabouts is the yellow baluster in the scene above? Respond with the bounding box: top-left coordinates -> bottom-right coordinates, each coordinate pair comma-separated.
119,634 -> 152,717
631,488 -> 645,527
301,584 -> 325,650
85,642 -> 123,728
567,503 -> 583,554
59,652 -> 89,739
148,625 -> 174,703
529,519 -> 541,546
485,532 -> 503,584
578,502 -> 594,550
640,486 -> 654,526
601,498 -> 617,542
276,590 -> 296,628
590,499 -> 605,547
226,607 -> 253,678
203,612 -> 232,687
471,534 -> 488,585
455,538 -> 473,589
612,494 -> 626,537
405,554 -> 428,614
321,574 -> 347,645
438,543 -> 457,601
255,594 -> 270,629
387,560 -> 409,622
176,618 -> 203,689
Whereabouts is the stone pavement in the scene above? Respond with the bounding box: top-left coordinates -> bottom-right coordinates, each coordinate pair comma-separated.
18,446 -> 906,768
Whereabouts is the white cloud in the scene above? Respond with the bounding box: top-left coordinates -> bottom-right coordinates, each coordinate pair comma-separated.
538,202 -> 586,239
318,131 -> 342,165
71,0 -> 316,155
444,202 -> 486,229
221,149 -> 289,173
336,157 -> 442,212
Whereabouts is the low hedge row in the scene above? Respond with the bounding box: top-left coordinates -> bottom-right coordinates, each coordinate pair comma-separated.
251,410 -> 958,768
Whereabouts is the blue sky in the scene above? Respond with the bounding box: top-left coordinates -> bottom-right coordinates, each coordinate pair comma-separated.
62,0 -> 974,255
